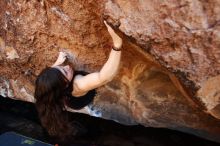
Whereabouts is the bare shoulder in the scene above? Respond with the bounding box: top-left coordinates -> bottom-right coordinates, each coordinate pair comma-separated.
72,74 -> 88,97
74,74 -> 84,81
72,72 -> 106,97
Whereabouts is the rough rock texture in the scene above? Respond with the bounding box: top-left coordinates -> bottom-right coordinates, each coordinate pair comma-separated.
0,0 -> 220,143
104,0 -> 220,119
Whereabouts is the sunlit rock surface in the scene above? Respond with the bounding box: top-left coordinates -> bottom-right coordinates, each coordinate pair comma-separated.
104,0 -> 220,119
0,0 -> 220,143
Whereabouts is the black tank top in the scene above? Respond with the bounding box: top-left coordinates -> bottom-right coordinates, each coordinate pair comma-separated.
63,70 -> 96,110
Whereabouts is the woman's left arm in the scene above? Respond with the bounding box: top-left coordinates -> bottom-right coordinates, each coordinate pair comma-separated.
51,52 -> 68,67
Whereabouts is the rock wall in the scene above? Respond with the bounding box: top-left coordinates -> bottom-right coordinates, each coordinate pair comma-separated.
0,0 -> 220,143
104,0 -> 220,119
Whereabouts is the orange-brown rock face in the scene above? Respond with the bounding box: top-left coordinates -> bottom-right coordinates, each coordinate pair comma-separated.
104,0 -> 220,119
0,0 -> 220,143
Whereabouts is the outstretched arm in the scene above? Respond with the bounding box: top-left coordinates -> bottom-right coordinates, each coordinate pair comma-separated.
72,21 -> 122,97
51,52 -> 68,67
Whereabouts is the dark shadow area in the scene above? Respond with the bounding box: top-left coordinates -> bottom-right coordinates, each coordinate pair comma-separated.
0,96 -> 219,146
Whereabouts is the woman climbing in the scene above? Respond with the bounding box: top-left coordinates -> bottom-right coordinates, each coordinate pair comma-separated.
34,21 -> 122,141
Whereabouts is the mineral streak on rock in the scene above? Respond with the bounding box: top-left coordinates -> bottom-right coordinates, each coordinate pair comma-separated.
0,0 -> 220,143
104,0 -> 220,119
0,77 -> 14,98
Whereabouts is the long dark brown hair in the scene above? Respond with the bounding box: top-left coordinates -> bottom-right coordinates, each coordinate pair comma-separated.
34,67 -> 76,141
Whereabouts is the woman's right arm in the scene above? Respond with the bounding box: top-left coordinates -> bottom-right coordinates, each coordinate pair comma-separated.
72,21 -> 122,97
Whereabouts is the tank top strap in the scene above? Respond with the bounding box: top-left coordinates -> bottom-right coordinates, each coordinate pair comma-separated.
64,70 -> 96,110
73,70 -> 89,77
